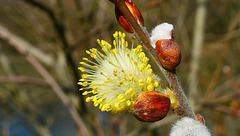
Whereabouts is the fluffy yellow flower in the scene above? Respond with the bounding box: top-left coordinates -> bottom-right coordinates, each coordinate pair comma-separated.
78,31 -> 163,115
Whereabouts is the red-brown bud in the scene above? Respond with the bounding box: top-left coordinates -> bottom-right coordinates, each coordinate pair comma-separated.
115,0 -> 144,33
155,39 -> 181,71
131,91 -> 170,122
196,114 -> 205,125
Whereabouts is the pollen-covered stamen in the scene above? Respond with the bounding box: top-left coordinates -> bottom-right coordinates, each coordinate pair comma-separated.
78,31 -> 163,114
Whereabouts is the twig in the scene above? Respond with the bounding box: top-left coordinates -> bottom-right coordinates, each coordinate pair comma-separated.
23,0 -> 86,114
205,11 -> 240,96
109,0 -> 196,119
0,76 -> 48,87
2,35 -> 89,136
0,47 -> 52,136
215,105 -> 240,117
0,24 -> 54,66
188,0 -> 207,108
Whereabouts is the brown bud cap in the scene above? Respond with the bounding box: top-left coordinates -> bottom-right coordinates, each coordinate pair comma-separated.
155,39 -> 181,72
131,91 -> 170,122
196,114 -> 205,125
115,0 -> 144,33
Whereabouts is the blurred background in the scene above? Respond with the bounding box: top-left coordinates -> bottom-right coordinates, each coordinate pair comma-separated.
0,0 -> 240,135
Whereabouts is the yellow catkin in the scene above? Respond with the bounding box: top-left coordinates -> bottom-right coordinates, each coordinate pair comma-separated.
78,31 -> 162,114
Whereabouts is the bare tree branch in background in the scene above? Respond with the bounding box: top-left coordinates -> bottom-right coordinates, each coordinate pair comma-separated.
22,0 -> 86,112
0,76 -> 48,86
0,25 -> 89,136
0,24 -> 54,66
188,0 -> 207,109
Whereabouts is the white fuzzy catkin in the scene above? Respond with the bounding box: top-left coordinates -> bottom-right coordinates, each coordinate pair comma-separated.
170,117 -> 211,136
150,23 -> 173,48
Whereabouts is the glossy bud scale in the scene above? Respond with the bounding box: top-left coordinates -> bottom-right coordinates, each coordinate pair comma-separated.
131,91 -> 170,122
115,0 -> 144,33
155,39 -> 181,72
196,114 -> 205,125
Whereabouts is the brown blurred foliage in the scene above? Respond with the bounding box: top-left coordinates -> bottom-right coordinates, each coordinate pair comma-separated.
0,0 -> 240,136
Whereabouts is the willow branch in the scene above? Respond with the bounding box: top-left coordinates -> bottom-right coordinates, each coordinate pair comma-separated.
109,0 -> 196,119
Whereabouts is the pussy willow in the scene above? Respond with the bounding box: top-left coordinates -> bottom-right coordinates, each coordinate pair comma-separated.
78,31 -> 163,115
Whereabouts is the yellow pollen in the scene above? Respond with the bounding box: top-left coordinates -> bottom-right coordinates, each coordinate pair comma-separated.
82,82 -> 88,86
118,94 -> 124,100
82,91 -> 88,95
126,48 -> 130,53
126,100 -> 131,107
139,52 -> 145,58
94,101 -> 99,107
99,103 -> 103,110
82,74 -> 87,79
92,97 -> 97,102
147,85 -> 154,91
83,58 -> 88,61
125,88 -> 133,95
93,66 -> 98,68
98,99 -> 103,104
86,97 -> 91,102
92,86 -> 97,90
92,89 -> 98,94
139,83 -> 145,87
90,53 -> 96,58
101,104 -> 107,111
148,69 -> 153,73
113,40 -> 116,46
140,64 -> 145,69
131,93 -> 137,101
113,69 -> 117,73
97,39 -> 100,44
114,31 -> 118,37
115,102 -> 120,108
139,79 -> 144,83
119,80 -> 124,85
79,88 -> 84,91
80,62 -> 85,65
113,49 -> 118,53
90,48 -> 97,53
154,80 -> 159,87
119,31 -> 122,37
147,77 -> 153,83
86,50 -> 91,54
143,57 -> 149,63
146,64 -> 151,69
79,79 -> 84,81
78,67 -> 85,72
